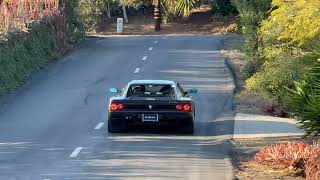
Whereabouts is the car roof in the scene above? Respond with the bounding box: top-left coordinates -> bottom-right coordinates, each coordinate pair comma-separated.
128,80 -> 176,85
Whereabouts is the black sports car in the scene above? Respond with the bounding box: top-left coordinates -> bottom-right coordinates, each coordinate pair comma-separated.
107,80 -> 197,134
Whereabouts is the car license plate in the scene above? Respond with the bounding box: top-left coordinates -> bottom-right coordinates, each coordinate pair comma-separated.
142,114 -> 158,122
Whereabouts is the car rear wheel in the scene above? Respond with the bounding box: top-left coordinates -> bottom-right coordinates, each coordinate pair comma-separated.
108,119 -> 128,133
180,121 -> 194,134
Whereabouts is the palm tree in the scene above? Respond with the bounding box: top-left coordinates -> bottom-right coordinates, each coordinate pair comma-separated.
162,0 -> 197,20
174,0 -> 196,19
285,54 -> 320,137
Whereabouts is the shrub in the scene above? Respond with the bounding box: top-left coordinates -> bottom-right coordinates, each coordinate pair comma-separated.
0,0 -> 60,31
259,0 -> 320,50
285,58 -> 320,136
245,0 -> 320,116
254,142 -> 316,169
232,0 -> 271,78
225,23 -> 240,34
212,0 -> 238,16
0,11 -> 68,95
64,0 -> 85,44
0,0 -> 84,45
305,151 -> 320,180
254,141 -> 320,179
0,0 -> 84,96
246,54 -> 310,102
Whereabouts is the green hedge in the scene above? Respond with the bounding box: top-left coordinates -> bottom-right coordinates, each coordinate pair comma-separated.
0,22 -> 56,95
0,0 -> 85,96
65,0 -> 86,41
232,0 -> 271,78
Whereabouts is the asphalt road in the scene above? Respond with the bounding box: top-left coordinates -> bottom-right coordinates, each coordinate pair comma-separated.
0,35 -> 235,180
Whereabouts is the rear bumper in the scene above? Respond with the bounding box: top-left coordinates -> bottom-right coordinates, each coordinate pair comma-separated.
108,111 -> 194,127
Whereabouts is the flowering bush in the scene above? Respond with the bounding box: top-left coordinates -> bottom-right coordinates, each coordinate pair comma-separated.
254,141 -> 320,179
0,0 -> 59,32
0,0 -> 84,96
254,142 -> 315,167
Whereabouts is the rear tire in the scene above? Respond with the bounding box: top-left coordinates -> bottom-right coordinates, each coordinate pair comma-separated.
180,121 -> 194,134
108,119 -> 127,133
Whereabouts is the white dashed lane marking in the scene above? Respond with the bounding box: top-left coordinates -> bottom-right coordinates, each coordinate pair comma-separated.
70,147 -> 83,158
142,56 -> 148,61
134,68 -> 140,73
148,47 -> 153,51
94,122 -> 104,130
153,40 -> 159,44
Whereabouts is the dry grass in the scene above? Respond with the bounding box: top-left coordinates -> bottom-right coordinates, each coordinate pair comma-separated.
312,139 -> 320,149
237,161 -> 305,180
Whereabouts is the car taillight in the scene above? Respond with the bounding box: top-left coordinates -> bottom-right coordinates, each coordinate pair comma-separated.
176,104 -> 191,112
176,104 -> 183,111
117,104 -> 124,110
183,104 -> 191,111
110,103 -> 124,111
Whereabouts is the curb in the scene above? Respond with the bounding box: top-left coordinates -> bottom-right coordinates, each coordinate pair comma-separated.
233,133 -> 304,139
219,37 -> 238,180
224,58 -> 238,94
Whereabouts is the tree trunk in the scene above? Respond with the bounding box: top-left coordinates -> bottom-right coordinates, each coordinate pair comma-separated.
276,96 -> 285,117
119,0 -> 128,23
93,0 -> 97,27
106,0 -> 111,19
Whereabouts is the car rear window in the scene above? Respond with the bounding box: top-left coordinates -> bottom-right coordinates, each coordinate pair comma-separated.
127,84 -> 175,98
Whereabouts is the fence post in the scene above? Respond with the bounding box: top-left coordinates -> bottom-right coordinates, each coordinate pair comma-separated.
117,18 -> 123,33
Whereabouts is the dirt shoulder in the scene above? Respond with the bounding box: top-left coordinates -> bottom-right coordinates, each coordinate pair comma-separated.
220,36 -> 268,116
89,9 -> 239,35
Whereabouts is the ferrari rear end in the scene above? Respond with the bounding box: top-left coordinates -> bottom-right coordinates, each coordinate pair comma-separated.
108,99 -> 194,134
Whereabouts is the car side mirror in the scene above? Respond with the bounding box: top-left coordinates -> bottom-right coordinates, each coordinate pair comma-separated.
188,88 -> 198,94
109,87 -> 121,93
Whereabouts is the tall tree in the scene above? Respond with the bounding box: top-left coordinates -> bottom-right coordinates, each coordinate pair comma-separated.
106,0 -> 111,19
119,0 -> 128,22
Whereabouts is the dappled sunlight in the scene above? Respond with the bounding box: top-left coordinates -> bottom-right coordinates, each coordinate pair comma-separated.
168,50 -> 220,54
0,140 -> 77,179
150,44 -> 232,94
41,133 -> 233,180
0,142 -> 32,146
236,113 -> 300,124
186,84 -> 228,92
160,69 -> 205,75
234,113 -> 304,138
106,135 -> 231,141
